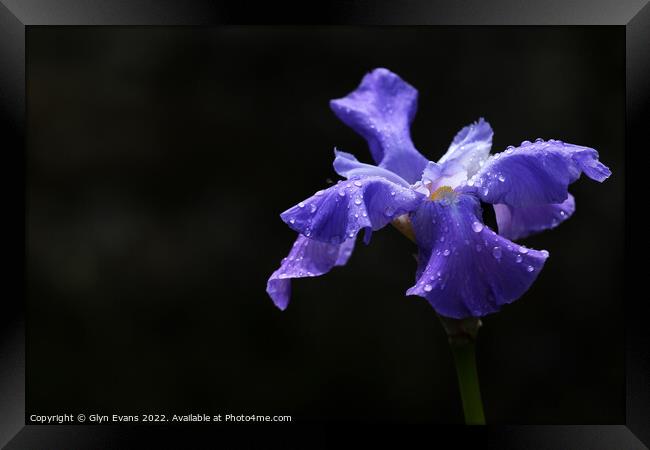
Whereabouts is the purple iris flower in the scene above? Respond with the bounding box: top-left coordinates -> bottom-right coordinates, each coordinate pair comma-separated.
267,68 -> 611,319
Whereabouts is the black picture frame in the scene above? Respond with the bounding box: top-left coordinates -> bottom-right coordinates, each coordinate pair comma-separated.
1,1 -> 647,448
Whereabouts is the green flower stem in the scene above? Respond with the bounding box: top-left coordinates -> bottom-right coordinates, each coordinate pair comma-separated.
450,339 -> 485,425
439,315 -> 486,425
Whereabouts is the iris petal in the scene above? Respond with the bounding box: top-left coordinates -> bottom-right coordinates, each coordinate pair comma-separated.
332,149 -> 411,187
406,193 -> 549,319
463,140 -> 610,207
494,193 -> 576,241
330,68 -> 428,183
437,117 -> 493,179
281,176 -> 424,244
266,234 -> 355,310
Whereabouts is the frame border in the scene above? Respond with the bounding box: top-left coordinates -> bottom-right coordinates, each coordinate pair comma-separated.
1,1 -> 647,448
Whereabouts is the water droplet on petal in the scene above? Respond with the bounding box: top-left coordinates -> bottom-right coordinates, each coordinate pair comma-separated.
516,254 -> 523,263
527,265 -> 534,272
390,191 -> 396,196
541,250 -> 549,257
439,236 -> 445,242
310,204 -> 317,213
472,222 -> 484,233
498,174 -> 505,182
482,187 -> 489,196
354,197 -> 362,205
443,249 -> 450,256
338,190 -> 346,197
467,179 -> 475,186
384,207 -> 395,216
298,202 -> 305,208
535,137 -> 544,143
424,284 -> 433,292
289,218 -> 296,224
519,246 -> 529,254
348,231 -> 354,238
353,180 -> 362,187
315,190 -> 324,196
521,140 -> 532,146
492,246 -> 502,259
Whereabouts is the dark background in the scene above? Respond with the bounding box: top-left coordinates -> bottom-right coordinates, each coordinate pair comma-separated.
26,26 -> 624,424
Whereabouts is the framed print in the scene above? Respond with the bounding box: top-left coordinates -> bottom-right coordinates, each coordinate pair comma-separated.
1,1 -> 648,448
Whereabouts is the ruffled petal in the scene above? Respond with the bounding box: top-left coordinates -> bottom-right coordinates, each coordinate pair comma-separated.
437,118 -> 493,179
406,193 -> 549,319
494,193 -> 576,241
266,234 -> 355,310
421,160 -> 469,191
330,68 -> 428,183
332,149 -> 411,187
281,176 -> 424,244
462,139 -> 611,207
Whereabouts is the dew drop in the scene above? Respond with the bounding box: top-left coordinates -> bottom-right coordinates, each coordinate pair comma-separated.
298,202 -> 305,208
424,284 -> 433,292
354,197 -> 362,205
516,254 -> 523,263
472,222 -> 484,233
315,190 -> 324,196
384,207 -> 395,216
498,174 -> 506,182
443,249 -> 450,256
541,250 -> 549,257
353,180 -> 362,187
521,140 -> 532,146
289,218 -> 296,224
467,179 -> 475,186
338,190 -> 346,197
527,265 -> 534,272
492,246 -> 502,259
390,191 -> 396,196
310,204 -> 317,213
519,246 -> 529,254
535,137 -> 544,143
482,187 -> 489,196
348,231 -> 354,238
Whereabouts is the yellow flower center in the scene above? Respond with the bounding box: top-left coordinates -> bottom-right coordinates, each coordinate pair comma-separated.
429,185 -> 455,201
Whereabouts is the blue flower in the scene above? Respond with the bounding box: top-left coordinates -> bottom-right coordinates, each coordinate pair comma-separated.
267,68 -> 611,319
